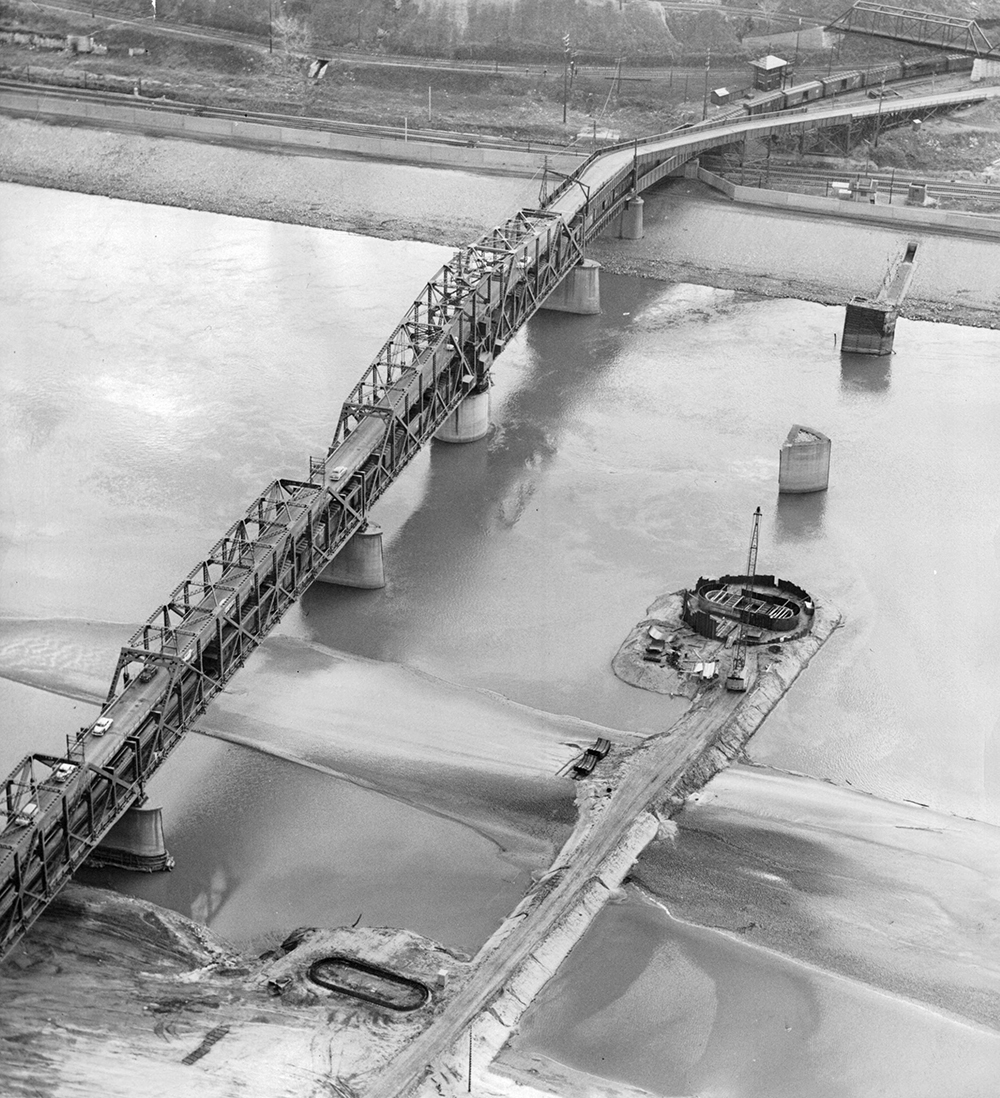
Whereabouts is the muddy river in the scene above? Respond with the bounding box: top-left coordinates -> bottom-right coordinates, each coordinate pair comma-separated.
2,180 -> 998,1091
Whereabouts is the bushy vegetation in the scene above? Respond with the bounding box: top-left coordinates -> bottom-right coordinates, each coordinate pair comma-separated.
89,0 -> 755,62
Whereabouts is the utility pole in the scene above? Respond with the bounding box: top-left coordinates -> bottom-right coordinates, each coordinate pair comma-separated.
268,0 -> 273,53
702,47 -> 711,121
562,32 -> 571,125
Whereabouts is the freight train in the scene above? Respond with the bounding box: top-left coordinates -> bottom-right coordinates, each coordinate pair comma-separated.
743,53 -> 973,116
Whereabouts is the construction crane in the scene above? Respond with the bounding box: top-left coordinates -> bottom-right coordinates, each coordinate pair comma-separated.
726,506 -> 762,692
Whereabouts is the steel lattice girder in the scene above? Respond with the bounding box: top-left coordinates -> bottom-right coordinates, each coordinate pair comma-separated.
0,202 -> 598,961
827,2 -> 998,56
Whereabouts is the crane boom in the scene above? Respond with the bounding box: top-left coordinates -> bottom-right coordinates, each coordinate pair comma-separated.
745,506 -> 761,580
727,506 -> 763,692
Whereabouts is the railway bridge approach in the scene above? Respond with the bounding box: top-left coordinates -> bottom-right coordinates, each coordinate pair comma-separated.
1,82 -> 997,964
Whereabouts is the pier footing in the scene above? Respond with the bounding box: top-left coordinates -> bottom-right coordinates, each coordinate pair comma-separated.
434,389 -> 490,443
540,258 -> 601,315
317,524 -> 386,589
90,806 -> 174,872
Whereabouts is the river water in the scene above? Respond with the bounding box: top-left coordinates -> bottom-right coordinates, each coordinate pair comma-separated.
2,181 -> 999,1085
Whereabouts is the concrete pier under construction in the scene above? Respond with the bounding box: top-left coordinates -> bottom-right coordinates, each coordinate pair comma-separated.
842,241 -> 918,355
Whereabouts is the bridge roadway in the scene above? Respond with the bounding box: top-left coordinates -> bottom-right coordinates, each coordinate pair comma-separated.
1,82 -> 996,965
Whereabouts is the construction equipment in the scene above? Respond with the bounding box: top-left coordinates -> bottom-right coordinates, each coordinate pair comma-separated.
726,506 -> 762,692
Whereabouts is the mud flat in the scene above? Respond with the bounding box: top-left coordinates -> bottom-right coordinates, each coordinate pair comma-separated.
0,590 -> 839,1097
346,589 -> 842,1098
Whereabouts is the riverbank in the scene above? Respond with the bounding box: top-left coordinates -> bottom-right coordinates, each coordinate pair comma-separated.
0,115 -> 537,246
588,179 -> 1000,329
3,114 -> 999,328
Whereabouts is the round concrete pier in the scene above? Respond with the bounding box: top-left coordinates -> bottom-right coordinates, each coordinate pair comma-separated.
778,425 -> 831,493
91,806 -> 174,872
318,524 -> 386,588
434,389 -> 490,444
620,195 -> 644,240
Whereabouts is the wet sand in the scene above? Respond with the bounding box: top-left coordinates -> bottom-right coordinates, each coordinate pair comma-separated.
632,765 -> 1000,1030
3,115 -> 998,328
587,179 -> 1000,329
0,115 -> 537,247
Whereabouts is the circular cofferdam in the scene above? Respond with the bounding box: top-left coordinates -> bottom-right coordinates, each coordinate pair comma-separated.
308,957 -> 430,1012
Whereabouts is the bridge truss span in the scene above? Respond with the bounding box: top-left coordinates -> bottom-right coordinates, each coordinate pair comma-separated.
0,206 -> 594,960
827,2 -> 1000,57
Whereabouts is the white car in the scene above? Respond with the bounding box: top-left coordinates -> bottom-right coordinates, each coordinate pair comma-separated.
51,763 -> 78,783
330,465 -> 349,482
92,717 -> 114,736
13,802 -> 38,827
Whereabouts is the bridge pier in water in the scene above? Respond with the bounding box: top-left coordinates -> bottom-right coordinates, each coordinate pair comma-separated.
434,388 -> 491,444
90,806 -> 174,872
317,524 -> 386,589
619,195 -> 644,240
540,258 -> 601,315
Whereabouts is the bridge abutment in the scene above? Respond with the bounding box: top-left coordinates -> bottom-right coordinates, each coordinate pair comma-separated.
317,524 -> 386,589
619,195 -> 644,240
540,258 -> 601,315
90,806 -> 174,872
434,388 -> 491,444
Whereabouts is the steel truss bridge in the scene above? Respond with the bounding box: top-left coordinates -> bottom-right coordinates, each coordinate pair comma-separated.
828,2 -> 1000,58
1,82 -> 997,964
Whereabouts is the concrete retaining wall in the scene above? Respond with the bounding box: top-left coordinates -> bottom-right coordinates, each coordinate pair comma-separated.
0,87 -> 586,177
971,59 -> 1000,83
690,163 -> 1000,238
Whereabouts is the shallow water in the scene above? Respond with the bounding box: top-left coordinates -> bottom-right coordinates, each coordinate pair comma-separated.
2,181 -> 999,1075
511,890 -> 1000,1098
4,183 -> 998,820
76,734 -> 538,955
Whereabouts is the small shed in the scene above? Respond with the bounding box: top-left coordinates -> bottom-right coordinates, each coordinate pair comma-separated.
710,87 -> 731,106
750,54 -> 790,92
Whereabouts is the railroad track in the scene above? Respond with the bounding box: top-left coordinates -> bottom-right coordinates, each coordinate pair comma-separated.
704,158 -> 1000,202
0,77 -> 587,157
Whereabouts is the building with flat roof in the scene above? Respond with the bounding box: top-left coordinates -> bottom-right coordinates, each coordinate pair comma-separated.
750,54 -> 790,91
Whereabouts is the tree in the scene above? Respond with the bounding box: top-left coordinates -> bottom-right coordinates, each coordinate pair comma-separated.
272,10 -> 312,60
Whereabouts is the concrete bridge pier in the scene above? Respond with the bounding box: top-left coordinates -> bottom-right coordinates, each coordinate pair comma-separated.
842,300 -> 898,355
778,425 -> 831,494
90,806 -> 174,872
434,388 -> 491,444
619,195 -> 644,240
540,258 -> 601,315
316,524 -> 386,589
